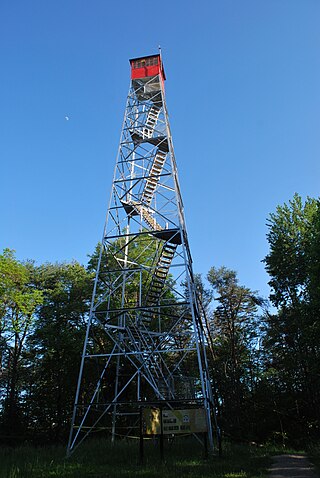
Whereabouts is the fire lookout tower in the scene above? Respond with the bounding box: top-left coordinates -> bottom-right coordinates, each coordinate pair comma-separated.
67,53 -> 215,455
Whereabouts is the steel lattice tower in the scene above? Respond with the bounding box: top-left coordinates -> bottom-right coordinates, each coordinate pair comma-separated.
67,53 -> 214,455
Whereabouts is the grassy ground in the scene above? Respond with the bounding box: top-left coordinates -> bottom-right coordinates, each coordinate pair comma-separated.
0,438 -> 271,478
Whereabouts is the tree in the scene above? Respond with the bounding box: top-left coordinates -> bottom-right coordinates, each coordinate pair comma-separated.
263,193 -> 320,444
0,249 -> 43,438
25,261 -> 92,442
264,193 -> 318,308
206,266 -> 263,439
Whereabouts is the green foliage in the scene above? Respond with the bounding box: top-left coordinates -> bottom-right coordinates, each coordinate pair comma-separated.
264,193 -> 319,308
263,194 -> 320,445
0,250 -> 44,437
206,267 -> 264,441
0,249 -> 43,330
25,261 -> 93,442
0,252 -> 94,443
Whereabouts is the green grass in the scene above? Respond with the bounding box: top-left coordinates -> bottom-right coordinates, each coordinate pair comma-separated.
0,439 -> 271,478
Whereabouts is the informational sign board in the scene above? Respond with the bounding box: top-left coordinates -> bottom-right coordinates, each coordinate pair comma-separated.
142,408 -> 207,435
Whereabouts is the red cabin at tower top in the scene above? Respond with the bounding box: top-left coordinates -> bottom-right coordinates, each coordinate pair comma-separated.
130,54 -> 166,81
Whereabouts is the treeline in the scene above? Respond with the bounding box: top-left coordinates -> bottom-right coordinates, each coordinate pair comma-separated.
0,193 -> 319,447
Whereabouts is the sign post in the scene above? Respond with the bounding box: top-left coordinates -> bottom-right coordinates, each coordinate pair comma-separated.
139,407 -> 144,465
159,407 -> 164,462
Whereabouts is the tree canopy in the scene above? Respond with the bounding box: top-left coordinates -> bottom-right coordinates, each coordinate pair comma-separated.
263,194 -> 320,444
0,193 -> 319,446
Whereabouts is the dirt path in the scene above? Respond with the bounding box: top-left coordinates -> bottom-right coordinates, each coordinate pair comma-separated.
269,454 -> 318,478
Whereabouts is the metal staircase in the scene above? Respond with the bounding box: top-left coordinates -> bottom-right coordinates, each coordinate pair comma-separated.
130,201 -> 162,231
142,106 -> 161,139
141,149 -> 167,206
146,243 -> 177,306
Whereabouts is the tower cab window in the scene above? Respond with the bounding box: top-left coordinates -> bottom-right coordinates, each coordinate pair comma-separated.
133,57 -> 158,69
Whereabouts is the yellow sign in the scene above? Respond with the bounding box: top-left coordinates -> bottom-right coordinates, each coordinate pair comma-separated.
143,408 -> 207,435
143,408 -> 161,435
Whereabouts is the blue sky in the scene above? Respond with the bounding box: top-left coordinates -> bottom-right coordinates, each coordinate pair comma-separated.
1,0 -> 319,300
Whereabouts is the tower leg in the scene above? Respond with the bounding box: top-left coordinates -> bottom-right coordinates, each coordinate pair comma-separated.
111,352 -> 121,444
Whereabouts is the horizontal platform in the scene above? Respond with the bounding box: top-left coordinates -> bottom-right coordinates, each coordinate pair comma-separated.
76,398 -> 205,409
93,300 -> 190,314
130,131 -> 169,152
153,228 -> 182,245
